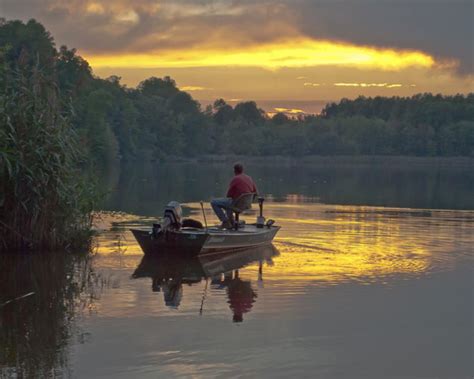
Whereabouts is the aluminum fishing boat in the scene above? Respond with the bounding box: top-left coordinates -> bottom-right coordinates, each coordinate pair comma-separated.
131,195 -> 280,256
131,223 -> 280,256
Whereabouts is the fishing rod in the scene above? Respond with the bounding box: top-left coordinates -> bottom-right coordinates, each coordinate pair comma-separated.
200,201 -> 208,231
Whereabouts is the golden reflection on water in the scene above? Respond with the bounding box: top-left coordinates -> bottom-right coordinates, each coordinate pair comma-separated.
3,201 -> 471,377
93,202 -> 473,286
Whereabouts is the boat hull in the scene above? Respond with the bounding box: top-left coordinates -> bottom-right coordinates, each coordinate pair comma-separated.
131,224 -> 280,256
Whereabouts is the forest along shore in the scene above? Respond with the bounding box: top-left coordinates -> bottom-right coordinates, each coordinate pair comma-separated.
161,155 -> 474,168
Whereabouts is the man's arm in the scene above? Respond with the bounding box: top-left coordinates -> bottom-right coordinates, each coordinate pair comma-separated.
252,179 -> 258,195
226,178 -> 237,198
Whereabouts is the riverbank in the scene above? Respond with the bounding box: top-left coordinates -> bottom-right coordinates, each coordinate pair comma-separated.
163,155 -> 474,168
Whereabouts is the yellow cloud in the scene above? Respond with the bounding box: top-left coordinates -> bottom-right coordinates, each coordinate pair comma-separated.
334,82 -> 403,88
84,37 -> 436,71
180,86 -> 210,91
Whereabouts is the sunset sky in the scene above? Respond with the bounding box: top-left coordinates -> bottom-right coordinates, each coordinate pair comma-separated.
2,0 -> 473,113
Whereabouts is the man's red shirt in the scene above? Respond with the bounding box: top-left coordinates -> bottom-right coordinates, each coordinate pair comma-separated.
226,174 -> 257,199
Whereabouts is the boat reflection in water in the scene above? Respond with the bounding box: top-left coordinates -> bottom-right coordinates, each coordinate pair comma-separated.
132,244 -> 279,322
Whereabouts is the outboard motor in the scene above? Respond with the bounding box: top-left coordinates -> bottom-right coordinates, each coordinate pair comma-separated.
164,201 -> 183,228
152,201 -> 183,237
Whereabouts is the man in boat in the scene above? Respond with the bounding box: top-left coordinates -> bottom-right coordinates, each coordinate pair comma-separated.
211,163 -> 258,229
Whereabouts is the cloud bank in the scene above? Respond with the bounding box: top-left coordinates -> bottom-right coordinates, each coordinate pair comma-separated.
2,0 -> 472,73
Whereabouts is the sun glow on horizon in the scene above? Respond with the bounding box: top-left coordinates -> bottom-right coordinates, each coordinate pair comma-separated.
180,85 -> 210,91
83,38 -> 436,71
274,107 -> 305,114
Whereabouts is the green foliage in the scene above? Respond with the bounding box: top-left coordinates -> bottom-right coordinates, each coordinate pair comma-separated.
321,94 -> 474,156
0,19 -> 96,251
233,101 -> 266,126
138,76 -> 179,98
66,69 -> 472,160
0,18 -> 56,73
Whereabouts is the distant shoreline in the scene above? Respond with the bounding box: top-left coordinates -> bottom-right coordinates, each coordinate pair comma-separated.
161,155 -> 474,168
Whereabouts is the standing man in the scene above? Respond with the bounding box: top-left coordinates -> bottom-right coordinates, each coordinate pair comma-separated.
211,163 -> 258,229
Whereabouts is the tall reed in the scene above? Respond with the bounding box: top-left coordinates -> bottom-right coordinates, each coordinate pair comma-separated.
0,46 -> 96,251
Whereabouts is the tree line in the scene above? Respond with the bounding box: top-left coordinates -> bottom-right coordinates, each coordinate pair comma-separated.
43,69 -> 474,161
62,59 -> 474,161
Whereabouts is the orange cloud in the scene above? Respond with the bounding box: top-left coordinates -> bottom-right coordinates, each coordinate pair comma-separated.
85,2 -> 105,14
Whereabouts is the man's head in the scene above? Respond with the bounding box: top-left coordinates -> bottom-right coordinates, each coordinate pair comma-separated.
233,163 -> 243,175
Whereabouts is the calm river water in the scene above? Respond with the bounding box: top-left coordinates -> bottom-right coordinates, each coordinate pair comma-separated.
1,161 -> 473,378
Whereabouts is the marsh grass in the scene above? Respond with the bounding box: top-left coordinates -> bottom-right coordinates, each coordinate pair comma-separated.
0,47 -> 96,251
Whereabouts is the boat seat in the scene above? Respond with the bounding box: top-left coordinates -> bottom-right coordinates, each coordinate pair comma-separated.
231,192 -> 256,229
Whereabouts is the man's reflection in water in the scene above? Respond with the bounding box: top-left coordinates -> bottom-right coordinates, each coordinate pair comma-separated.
213,269 -> 257,323
151,278 -> 183,308
162,280 -> 183,308
227,270 -> 257,322
135,248 -> 278,320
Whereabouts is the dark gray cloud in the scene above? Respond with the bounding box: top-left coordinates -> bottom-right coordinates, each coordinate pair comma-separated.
1,0 -> 297,52
1,0 -> 472,74
292,0 -> 473,74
